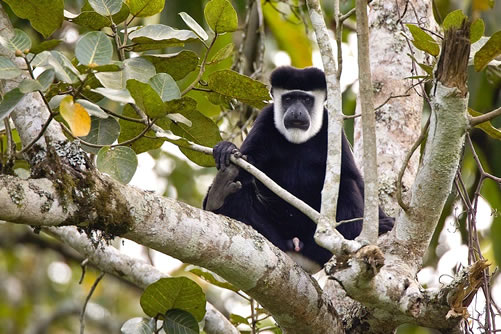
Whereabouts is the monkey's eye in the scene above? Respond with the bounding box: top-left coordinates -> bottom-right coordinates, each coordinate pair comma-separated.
303,96 -> 313,104
283,96 -> 292,103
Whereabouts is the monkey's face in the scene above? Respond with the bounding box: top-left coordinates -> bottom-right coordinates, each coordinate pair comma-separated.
272,89 -> 326,144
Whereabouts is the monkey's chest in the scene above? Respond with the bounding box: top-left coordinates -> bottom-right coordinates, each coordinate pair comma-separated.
261,157 -> 325,212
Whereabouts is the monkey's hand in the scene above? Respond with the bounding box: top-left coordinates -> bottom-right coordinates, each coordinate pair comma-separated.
213,141 -> 242,170
204,164 -> 242,211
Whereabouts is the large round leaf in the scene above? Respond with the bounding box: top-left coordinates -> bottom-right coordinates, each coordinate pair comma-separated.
143,51 -> 199,81
0,56 -> 22,80
81,117 -> 120,154
0,29 -> 31,54
70,1 -> 130,30
88,0 -> 123,16
75,31 -> 113,66
204,0 -> 238,34
163,309 -> 199,334
96,146 -> 138,184
125,0 -> 165,17
140,277 -> 206,322
4,0 -> 63,38
149,73 -> 180,102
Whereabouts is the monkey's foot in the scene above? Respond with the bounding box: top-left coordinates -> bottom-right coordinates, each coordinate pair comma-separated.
205,164 -> 242,211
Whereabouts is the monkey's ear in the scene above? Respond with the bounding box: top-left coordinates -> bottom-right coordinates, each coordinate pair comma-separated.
270,88 -> 274,97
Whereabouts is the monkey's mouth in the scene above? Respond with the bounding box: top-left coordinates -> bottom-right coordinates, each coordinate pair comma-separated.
284,119 -> 309,130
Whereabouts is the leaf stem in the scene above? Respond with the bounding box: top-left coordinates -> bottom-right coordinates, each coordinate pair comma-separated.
181,33 -> 218,96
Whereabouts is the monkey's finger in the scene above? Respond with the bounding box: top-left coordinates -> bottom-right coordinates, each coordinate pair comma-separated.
228,181 -> 242,194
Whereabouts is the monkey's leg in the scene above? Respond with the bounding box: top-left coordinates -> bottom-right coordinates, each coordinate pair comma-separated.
204,164 -> 242,211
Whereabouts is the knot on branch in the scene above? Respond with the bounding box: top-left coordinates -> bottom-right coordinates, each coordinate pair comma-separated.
435,20 -> 471,96
445,259 -> 490,319
355,244 -> 385,277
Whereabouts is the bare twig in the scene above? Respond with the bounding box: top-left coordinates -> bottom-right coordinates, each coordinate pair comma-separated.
397,117 -> 430,211
80,272 -> 105,334
470,107 -> 501,127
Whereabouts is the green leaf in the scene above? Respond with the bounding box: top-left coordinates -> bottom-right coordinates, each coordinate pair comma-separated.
149,73 -> 180,102
4,0 -> 63,38
69,1 -> 130,30
88,0 -> 123,16
126,79 -> 167,118
118,105 -> 165,154
229,314 -> 249,326
45,51 -> 80,83
189,269 -> 239,291
169,107 -> 222,167
207,70 -> 271,109
120,317 -> 155,334
143,51 -> 199,81
474,31 -> 501,72
30,40 -> 62,55
91,87 -> 135,104
18,79 -> 44,94
76,99 -> 108,118
163,309 -> 199,334
125,0 -> 165,17
0,29 -> 31,54
204,0 -> 238,34
470,19 -> 485,44
76,31 -> 113,66
86,62 -> 123,73
0,89 -> 24,122
468,108 -> 501,140
179,12 -> 209,41
0,56 -> 22,79
442,9 -> 467,30
129,24 -> 198,51
207,43 -> 233,65
96,146 -> 138,184
164,97 -> 198,114
140,277 -> 206,321
81,117 -> 120,154
95,57 -> 155,89
37,68 -> 55,91
123,57 -> 157,83
406,24 -> 440,56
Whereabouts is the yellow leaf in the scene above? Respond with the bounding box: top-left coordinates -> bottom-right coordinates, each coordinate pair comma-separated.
59,95 -> 91,137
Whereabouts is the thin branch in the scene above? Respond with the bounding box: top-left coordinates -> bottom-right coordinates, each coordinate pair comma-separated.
374,94 -> 411,111
470,107 -> 501,127
61,119 -> 155,149
80,272 -> 105,334
397,117 -> 430,211
19,113 -> 55,154
181,34 -> 218,96
343,113 -> 361,119
356,0 -> 378,243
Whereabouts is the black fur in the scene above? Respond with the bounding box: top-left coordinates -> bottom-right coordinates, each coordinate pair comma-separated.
271,66 -> 327,92
204,67 -> 394,267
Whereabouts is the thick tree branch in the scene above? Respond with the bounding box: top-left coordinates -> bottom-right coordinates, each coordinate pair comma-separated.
394,22 -> 471,261
0,175 -> 342,333
44,226 -> 239,334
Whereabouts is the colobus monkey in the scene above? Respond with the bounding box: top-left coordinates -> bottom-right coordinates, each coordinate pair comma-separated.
204,66 -> 394,273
